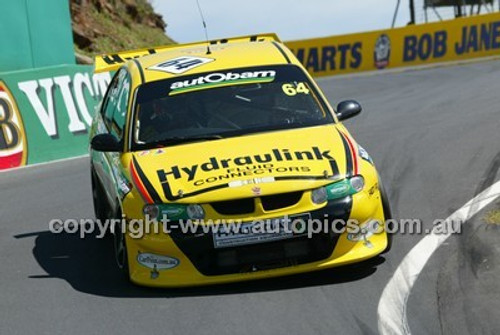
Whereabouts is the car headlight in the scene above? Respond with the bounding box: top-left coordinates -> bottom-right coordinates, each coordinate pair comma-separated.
311,187 -> 327,204
325,175 -> 365,200
187,204 -> 205,220
144,204 -> 202,221
349,175 -> 365,192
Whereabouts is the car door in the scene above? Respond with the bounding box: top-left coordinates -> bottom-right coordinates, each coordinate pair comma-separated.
93,68 -> 131,212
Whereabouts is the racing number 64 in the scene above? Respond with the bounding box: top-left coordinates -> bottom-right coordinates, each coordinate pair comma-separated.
282,82 -> 310,96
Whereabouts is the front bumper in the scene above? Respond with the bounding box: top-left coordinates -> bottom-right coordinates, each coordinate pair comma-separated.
125,191 -> 388,287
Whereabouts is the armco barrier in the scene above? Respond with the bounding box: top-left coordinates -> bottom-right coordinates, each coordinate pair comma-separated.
0,65 -> 111,170
285,12 -> 500,76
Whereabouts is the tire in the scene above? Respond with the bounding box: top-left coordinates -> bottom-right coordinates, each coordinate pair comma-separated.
91,165 -> 109,222
379,181 -> 393,254
112,207 -> 129,276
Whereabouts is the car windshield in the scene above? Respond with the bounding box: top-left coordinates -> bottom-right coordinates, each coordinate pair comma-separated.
132,65 -> 334,150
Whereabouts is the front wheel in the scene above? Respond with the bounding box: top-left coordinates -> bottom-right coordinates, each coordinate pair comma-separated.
379,181 -> 393,254
113,208 -> 129,276
91,165 -> 110,222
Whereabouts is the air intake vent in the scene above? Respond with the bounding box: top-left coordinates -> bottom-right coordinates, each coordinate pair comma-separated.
261,191 -> 303,211
211,198 -> 255,215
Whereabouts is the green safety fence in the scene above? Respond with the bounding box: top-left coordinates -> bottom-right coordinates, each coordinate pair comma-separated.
0,0 -> 75,72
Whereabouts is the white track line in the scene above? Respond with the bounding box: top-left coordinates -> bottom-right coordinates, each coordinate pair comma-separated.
0,154 -> 89,175
378,180 -> 500,335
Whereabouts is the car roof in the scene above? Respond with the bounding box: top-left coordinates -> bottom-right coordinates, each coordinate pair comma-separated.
138,42 -> 294,82
94,33 -> 298,83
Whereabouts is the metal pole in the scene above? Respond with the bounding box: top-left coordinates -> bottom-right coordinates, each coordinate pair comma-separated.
392,0 -> 401,28
456,0 -> 463,17
409,0 -> 416,24
480,0 -> 491,13
432,6 -> 443,20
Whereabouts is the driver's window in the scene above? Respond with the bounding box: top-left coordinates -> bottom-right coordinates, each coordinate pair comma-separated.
100,69 -> 130,139
100,73 -> 120,121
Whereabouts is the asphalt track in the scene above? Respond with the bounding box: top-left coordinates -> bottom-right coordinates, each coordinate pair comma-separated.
1,59 -> 500,335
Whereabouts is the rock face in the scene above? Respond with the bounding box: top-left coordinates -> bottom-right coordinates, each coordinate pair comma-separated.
70,0 -> 174,60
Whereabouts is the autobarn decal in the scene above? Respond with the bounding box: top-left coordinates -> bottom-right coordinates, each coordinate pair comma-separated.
0,81 -> 27,170
168,70 -> 276,95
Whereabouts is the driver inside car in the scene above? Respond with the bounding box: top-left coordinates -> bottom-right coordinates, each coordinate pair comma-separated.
137,97 -> 202,143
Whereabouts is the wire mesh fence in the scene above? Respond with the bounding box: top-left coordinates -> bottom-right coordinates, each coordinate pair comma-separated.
413,0 -> 499,24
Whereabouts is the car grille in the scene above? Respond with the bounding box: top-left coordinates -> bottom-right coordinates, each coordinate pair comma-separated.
210,191 -> 303,215
261,191 -> 303,211
169,230 -> 338,276
211,198 -> 255,215
168,197 -> 353,276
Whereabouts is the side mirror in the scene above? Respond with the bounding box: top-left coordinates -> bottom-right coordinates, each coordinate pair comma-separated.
91,134 -> 122,152
336,100 -> 362,121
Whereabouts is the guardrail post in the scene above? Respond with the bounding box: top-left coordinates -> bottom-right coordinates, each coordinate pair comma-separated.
409,0 -> 416,24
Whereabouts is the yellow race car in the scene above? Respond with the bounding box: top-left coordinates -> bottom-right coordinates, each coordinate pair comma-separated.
90,33 -> 392,287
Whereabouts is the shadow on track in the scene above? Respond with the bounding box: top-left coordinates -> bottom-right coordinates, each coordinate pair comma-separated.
14,230 -> 384,298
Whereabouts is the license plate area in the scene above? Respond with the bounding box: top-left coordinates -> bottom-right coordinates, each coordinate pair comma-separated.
212,213 -> 311,249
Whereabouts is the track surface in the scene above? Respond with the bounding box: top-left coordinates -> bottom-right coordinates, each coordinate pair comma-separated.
1,60 -> 500,334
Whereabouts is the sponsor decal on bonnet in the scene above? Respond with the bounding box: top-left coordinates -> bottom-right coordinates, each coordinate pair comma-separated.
157,146 -> 335,183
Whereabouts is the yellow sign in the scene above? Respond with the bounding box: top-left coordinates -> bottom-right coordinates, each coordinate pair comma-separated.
285,12 -> 500,76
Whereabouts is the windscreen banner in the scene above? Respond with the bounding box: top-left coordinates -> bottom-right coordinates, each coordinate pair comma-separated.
0,65 -> 111,170
285,12 -> 500,76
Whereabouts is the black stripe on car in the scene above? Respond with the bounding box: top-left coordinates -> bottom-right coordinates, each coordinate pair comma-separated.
132,157 -> 162,203
272,41 -> 291,64
337,130 -> 353,177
